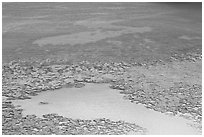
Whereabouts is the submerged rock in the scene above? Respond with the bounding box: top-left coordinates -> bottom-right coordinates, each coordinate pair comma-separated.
74,83 -> 86,88
39,102 -> 49,105
2,54 -> 202,135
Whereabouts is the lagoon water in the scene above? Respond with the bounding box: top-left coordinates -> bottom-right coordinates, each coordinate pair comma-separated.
33,27 -> 152,47
12,83 -> 200,135
2,3 -> 202,63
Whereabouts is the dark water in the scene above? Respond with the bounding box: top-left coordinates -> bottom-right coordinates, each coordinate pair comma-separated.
2,3 -> 202,62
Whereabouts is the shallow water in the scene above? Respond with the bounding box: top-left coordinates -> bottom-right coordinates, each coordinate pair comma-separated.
2,3 -> 202,63
33,27 -> 152,46
12,83 -> 200,135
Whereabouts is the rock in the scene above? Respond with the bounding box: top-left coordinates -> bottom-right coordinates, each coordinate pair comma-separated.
89,121 -> 96,125
63,82 -> 74,88
64,79 -> 74,84
117,85 -> 126,90
120,90 -> 134,94
92,77 -> 103,83
101,74 -> 115,83
84,78 -> 93,83
122,95 -> 130,100
29,92 -> 38,96
74,83 -> 85,88
39,102 -> 49,105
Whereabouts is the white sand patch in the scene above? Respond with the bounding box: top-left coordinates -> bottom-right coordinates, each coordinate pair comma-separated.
12,83 -> 200,135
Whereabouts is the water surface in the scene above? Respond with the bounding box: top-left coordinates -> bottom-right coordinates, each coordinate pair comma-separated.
2,3 -> 202,62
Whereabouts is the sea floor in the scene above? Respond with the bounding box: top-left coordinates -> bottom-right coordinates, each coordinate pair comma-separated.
12,83 -> 201,135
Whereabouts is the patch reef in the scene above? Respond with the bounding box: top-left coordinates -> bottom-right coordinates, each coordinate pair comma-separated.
2,51 -> 202,135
